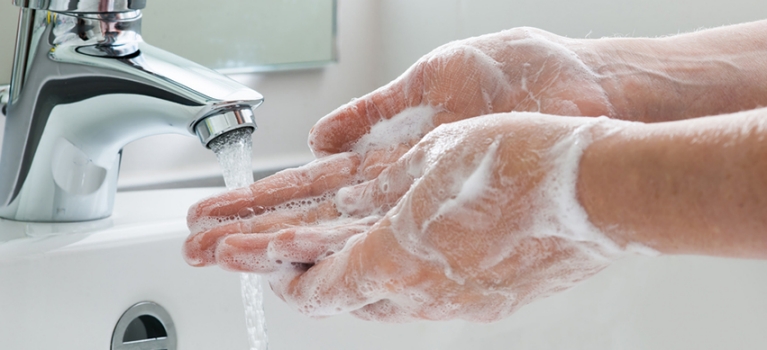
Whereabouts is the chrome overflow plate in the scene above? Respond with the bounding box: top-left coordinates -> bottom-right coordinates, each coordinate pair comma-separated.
112,301 -> 177,350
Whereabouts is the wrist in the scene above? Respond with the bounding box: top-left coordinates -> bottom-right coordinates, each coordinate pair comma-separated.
576,37 -> 675,122
575,120 -> 646,251
536,116 -> 645,258
576,110 -> 767,258
573,21 -> 767,123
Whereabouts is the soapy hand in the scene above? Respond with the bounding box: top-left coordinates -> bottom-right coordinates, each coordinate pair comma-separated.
309,27 -> 614,179
184,113 -> 629,321
183,21 -> 767,322
183,26 -> 616,270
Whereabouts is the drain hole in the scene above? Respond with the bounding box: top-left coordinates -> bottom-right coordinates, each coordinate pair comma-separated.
123,315 -> 168,343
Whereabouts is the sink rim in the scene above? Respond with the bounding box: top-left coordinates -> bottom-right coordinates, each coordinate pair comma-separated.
0,187 -> 224,262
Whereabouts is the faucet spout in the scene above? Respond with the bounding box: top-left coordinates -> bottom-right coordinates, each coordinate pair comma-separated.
0,6 -> 263,222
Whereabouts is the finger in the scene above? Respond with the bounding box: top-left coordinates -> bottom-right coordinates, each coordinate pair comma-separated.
431,110 -> 466,128
270,229 -> 381,317
184,200 -> 340,267
336,149 -> 420,216
188,152 -> 360,231
351,299 -> 419,322
267,267 -> 305,303
268,218 -> 377,264
277,254 -> 372,317
308,68 -> 425,157
359,143 -> 412,180
214,233 -> 279,273
213,233 -> 340,274
213,220 -> 373,273
273,222 -> 419,318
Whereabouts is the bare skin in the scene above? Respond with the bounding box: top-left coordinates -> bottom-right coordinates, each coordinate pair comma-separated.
577,20 -> 767,122
580,109 -> 767,259
184,21 -> 767,321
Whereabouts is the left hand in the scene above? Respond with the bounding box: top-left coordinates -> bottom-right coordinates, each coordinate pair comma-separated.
308,27 -> 616,181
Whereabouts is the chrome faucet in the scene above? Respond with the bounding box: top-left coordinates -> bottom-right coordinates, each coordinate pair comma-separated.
0,0 -> 264,222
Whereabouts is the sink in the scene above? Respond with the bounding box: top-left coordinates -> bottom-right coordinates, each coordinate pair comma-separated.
0,188 -> 249,349
2,188 -> 767,349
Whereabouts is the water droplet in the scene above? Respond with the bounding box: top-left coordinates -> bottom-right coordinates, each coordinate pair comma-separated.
238,207 -> 255,219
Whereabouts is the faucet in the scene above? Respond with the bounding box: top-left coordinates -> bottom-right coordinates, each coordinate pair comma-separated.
0,0 -> 264,222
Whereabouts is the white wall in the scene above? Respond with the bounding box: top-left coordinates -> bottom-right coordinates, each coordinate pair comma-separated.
378,0 -> 767,84
0,3 -> 16,84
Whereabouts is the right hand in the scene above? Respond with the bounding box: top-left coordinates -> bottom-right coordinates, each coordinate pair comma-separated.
185,113 -> 628,322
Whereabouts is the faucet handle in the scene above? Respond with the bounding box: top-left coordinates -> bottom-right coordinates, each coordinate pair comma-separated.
13,0 -> 146,13
0,85 -> 8,117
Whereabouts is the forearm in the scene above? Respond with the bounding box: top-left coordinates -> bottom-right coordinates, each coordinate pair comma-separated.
578,108 -> 767,258
575,20 -> 767,123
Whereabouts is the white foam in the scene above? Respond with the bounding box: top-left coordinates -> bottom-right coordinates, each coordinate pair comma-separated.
352,105 -> 438,155
425,139 -> 500,228
374,114 -> 661,322
537,117 -> 625,257
369,120 -> 505,287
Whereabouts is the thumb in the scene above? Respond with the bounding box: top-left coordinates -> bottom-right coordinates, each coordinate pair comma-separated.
308,67 -> 425,157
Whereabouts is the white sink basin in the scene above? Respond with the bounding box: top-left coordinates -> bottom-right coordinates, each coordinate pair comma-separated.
2,188 -> 767,349
0,188 -> 248,349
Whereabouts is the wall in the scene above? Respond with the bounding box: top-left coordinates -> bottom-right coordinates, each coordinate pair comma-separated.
0,4 -> 15,84
142,0 -> 336,70
378,0 -> 767,84
2,0 -> 767,187
0,1 -> 337,84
